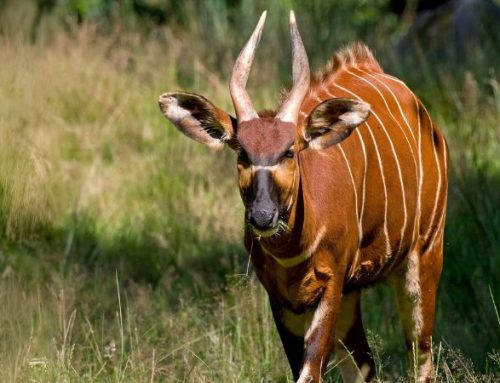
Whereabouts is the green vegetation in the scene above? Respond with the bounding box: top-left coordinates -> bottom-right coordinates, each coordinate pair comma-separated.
0,0 -> 498,381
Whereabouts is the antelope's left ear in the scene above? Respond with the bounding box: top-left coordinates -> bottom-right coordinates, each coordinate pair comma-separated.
159,92 -> 237,150
302,98 -> 370,150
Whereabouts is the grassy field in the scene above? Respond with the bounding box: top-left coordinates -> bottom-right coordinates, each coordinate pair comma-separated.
0,2 -> 499,382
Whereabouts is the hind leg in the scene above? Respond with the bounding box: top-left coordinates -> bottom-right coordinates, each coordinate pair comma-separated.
393,241 -> 443,382
334,291 -> 375,383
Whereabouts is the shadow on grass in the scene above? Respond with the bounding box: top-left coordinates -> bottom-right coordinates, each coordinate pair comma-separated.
0,163 -> 498,372
0,211 -> 246,303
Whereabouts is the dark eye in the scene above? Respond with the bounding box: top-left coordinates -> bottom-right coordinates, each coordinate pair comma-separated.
238,149 -> 250,164
284,149 -> 294,159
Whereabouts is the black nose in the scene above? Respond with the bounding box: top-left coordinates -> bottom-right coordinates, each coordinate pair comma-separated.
249,207 -> 278,230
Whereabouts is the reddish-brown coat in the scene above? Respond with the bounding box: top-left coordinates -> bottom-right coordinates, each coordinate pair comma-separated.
159,41 -> 448,383
247,45 -> 447,382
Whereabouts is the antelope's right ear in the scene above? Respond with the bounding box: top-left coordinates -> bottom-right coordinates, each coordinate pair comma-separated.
159,92 -> 237,150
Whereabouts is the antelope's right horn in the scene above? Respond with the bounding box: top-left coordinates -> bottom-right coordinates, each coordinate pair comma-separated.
229,11 -> 267,123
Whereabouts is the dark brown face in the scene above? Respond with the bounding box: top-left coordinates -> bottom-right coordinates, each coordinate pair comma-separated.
236,117 -> 299,236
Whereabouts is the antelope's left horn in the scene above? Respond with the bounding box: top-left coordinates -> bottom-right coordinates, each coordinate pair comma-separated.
276,11 -> 310,124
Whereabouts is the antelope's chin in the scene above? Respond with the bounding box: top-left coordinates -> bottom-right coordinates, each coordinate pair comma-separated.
251,225 -> 280,238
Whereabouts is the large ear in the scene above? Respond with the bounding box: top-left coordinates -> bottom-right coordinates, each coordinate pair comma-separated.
159,92 -> 237,150
303,98 -> 370,150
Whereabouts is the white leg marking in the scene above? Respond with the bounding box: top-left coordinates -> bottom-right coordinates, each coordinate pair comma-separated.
418,352 -> 434,383
408,350 -> 434,383
335,350 -> 370,383
297,362 -> 314,383
406,249 -> 423,337
298,300 -> 330,383
305,299 -> 329,343
343,70 -> 408,257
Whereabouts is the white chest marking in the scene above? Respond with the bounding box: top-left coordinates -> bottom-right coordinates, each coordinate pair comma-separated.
261,226 -> 326,268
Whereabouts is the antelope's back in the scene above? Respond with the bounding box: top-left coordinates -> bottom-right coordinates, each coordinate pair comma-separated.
298,43 -> 448,278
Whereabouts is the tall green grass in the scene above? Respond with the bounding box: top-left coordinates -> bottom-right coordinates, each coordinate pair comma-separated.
0,2 -> 499,381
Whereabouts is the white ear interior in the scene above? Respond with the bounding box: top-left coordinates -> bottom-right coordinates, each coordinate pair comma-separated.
339,106 -> 370,128
159,94 -> 192,123
304,99 -> 371,150
159,92 -> 228,149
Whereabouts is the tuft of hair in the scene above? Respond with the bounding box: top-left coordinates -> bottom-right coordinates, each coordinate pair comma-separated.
312,42 -> 383,85
257,110 -> 277,118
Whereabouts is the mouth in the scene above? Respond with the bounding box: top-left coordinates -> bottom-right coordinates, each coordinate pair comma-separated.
248,219 -> 289,238
250,225 -> 280,238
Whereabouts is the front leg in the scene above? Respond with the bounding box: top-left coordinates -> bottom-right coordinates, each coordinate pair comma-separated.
270,303 -> 305,381
298,280 -> 342,383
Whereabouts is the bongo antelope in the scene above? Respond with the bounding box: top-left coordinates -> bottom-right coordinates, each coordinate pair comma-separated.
159,11 -> 448,383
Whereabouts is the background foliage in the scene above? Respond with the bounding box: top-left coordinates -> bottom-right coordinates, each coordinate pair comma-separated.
0,0 -> 498,381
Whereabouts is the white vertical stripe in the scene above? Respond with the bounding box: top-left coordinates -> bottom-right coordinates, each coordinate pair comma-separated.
356,69 -> 419,193
350,130 -> 368,276
377,73 -> 408,88
348,69 -> 417,150
430,203 -> 447,250
344,69 -> 410,256
375,73 -> 424,244
428,134 -> 448,249
338,144 -> 359,222
360,70 -> 417,144
330,81 -> 405,261
323,82 -> 392,259
442,134 -> 448,175
338,143 -> 362,245
415,96 -> 423,243
381,84 -> 424,244
421,107 -> 443,243
439,134 -> 448,241
320,85 -> 366,276
355,129 -> 368,242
